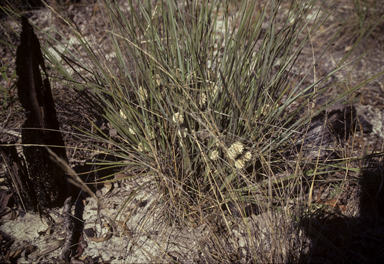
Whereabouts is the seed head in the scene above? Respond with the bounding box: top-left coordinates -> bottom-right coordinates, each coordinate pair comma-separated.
138,86 -> 148,101
173,112 -> 184,124
209,150 -> 219,161
227,141 -> 244,160
235,159 -> 245,169
120,109 -> 127,120
177,128 -> 188,138
199,93 -> 207,107
129,127 -> 136,135
138,142 -> 144,152
243,151 -> 252,162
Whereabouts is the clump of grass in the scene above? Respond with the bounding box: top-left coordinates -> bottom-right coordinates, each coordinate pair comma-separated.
4,0 -> 384,262
350,0 -> 384,38
331,0 -> 384,49
0,65 -> 17,110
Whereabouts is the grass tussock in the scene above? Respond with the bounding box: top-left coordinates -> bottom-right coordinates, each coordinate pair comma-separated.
2,0 -> 384,262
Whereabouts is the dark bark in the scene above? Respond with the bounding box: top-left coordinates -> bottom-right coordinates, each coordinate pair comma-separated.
16,16 -> 69,210
0,145 -> 37,212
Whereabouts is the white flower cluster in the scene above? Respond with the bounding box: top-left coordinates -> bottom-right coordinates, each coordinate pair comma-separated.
173,112 -> 184,124
177,127 -> 188,138
147,129 -> 155,140
120,109 -> 127,120
227,141 -> 244,160
138,86 -> 148,101
209,150 -> 219,161
199,93 -> 207,108
234,151 -> 252,169
138,142 -> 144,152
128,127 -> 136,135
243,151 -> 252,162
119,110 -> 136,135
227,142 -> 252,169
208,82 -> 220,98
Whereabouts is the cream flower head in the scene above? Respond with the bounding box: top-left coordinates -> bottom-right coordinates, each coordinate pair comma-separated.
120,109 -> 127,120
128,127 -> 136,135
147,129 -> 155,140
138,86 -> 148,101
227,141 -> 244,160
137,142 -> 144,152
235,159 -> 245,169
234,151 -> 252,169
177,127 -> 188,138
173,112 -> 184,124
209,150 -> 219,161
243,151 -> 252,162
199,93 -> 207,107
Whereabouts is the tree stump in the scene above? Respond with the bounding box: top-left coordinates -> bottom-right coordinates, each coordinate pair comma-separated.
15,16 -> 69,210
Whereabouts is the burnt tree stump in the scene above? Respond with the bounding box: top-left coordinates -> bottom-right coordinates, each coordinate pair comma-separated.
15,16 -> 69,210
0,145 -> 37,212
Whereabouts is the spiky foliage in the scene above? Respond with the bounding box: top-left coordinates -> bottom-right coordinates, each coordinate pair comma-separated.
4,0 -> 384,262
